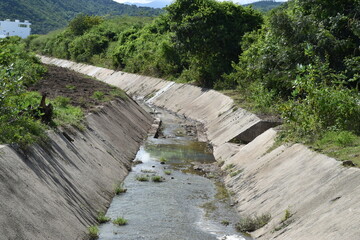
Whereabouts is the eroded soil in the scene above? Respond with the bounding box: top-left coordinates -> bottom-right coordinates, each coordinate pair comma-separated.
28,65 -> 123,112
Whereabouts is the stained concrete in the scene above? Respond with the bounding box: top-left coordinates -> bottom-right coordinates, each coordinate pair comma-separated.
0,99 -> 153,239
40,56 -> 360,240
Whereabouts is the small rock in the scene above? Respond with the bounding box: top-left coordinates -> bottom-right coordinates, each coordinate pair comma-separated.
133,160 -> 143,165
343,160 -> 355,167
193,165 -> 202,171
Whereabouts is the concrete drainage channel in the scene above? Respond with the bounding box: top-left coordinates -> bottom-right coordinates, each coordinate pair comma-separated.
40,56 -> 360,240
99,105 -> 251,240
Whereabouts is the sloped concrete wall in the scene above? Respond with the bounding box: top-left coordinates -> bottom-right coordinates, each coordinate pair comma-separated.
0,99 -> 153,239
40,56 -> 269,147
217,129 -> 360,240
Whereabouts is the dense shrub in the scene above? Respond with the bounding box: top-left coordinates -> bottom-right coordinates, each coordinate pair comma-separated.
0,38 -> 47,145
166,0 -> 263,87
69,32 -> 108,62
280,60 -> 360,140
236,214 -> 271,232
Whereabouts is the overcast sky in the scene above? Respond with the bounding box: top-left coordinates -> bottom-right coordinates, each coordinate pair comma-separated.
114,0 -> 288,5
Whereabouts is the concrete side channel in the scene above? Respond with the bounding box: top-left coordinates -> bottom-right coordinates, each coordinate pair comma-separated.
26,56 -> 360,240
0,99 -> 153,239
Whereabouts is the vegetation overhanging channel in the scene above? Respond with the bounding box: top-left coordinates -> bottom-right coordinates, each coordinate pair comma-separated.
6,0 -> 357,165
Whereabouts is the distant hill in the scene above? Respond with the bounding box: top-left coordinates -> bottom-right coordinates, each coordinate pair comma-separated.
0,0 -> 163,34
124,1 -> 173,9
244,0 -> 284,12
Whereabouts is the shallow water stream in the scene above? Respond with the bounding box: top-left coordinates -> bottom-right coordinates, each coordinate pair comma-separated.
99,107 -> 251,240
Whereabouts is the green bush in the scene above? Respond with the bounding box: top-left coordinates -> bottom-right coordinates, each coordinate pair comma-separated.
280,60 -> 360,140
52,98 -> 84,130
91,91 -> 106,101
68,14 -> 103,36
236,213 -> 271,232
0,38 -> 47,146
97,212 -> 111,223
151,175 -> 164,182
69,32 -> 108,62
112,217 -> 128,225
88,225 -> 99,239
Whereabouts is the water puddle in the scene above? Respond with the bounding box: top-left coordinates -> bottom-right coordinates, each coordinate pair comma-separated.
98,107 -> 251,240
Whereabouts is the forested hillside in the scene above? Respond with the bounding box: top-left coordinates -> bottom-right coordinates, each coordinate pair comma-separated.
29,0 -> 360,164
0,0 -> 162,34
244,1 -> 283,12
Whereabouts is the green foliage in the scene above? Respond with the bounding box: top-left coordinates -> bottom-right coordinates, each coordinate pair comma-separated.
97,212 -> 111,223
136,175 -> 150,182
112,17 -> 182,78
230,170 -> 242,177
274,208 -> 293,231
223,0 -> 360,149
112,217 -> 128,225
244,1 -> 284,12
114,183 -> 127,195
110,88 -> 128,100
26,0 -> 360,161
313,131 -> 360,166
236,213 -> 271,232
29,1 -> 262,87
69,32 -> 108,62
52,96 -> 84,130
280,59 -> 360,140
92,91 -> 106,101
166,0 -> 263,87
151,175 -> 164,182
68,15 -> 103,36
55,96 -> 71,108
230,0 -> 360,95
282,209 -> 292,222
221,220 -> 230,226
88,225 -> 99,239
0,38 -> 47,146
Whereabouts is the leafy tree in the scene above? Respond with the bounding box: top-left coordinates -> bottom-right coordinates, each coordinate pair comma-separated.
230,0 -> 360,96
0,37 -> 46,146
166,0 -> 263,87
68,14 -> 104,36
69,32 -> 108,62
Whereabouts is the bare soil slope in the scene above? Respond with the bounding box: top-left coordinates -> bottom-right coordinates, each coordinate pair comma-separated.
28,65 -> 122,111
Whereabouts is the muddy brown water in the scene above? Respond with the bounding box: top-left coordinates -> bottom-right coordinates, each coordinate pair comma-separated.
99,107 -> 252,240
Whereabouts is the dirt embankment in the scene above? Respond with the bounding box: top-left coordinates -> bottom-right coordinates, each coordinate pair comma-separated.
28,65 -> 122,112
0,65 -> 153,239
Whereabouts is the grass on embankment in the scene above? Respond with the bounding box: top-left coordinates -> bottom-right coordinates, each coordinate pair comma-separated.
222,89 -> 360,167
312,131 -> 360,167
